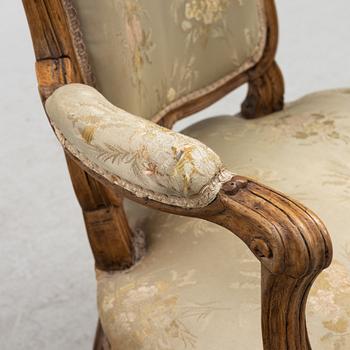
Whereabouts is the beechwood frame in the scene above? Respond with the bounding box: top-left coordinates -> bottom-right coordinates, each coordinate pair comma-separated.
22,1 -> 333,349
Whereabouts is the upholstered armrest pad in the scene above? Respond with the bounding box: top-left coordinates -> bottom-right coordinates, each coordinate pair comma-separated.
45,84 -> 231,208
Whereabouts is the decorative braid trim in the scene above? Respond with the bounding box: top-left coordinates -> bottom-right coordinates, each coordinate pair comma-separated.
62,0 -> 96,86
54,126 -> 234,209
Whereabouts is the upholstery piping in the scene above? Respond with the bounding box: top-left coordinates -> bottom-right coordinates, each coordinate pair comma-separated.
54,126 -> 234,208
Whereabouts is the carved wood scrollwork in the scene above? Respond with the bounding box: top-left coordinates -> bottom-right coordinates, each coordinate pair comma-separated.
241,61 -> 284,118
214,176 -> 332,349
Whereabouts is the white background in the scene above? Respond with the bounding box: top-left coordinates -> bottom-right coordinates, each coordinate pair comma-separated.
1,1 -> 349,349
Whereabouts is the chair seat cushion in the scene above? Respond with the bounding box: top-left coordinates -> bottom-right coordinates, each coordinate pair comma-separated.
96,89 -> 350,349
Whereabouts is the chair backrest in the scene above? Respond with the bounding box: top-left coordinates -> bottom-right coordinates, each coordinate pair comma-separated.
23,0 -> 280,126
71,0 -> 268,122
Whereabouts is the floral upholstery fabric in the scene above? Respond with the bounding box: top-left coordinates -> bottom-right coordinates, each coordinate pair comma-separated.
45,84 -> 231,208
97,89 -> 350,349
71,0 -> 266,121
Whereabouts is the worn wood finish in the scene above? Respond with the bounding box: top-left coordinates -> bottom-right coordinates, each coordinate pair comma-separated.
23,0 -> 135,272
216,179 -> 331,349
35,58 -> 75,99
220,179 -> 331,349
66,156 -> 136,270
22,0 -> 92,84
83,206 -> 134,270
241,60 -> 284,118
214,183 -> 331,350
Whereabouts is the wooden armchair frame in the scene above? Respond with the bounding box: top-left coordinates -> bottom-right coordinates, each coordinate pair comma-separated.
22,1 -> 332,349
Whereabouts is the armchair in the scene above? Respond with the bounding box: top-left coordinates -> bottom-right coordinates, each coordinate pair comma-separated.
22,0 -> 350,349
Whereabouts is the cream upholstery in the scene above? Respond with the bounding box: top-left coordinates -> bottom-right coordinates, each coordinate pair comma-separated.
97,89 -> 350,349
45,84 -> 232,208
71,0 -> 266,121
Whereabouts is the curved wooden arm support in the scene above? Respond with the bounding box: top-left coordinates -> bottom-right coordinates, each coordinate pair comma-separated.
213,177 -> 332,350
212,177 -> 332,278
68,151 -> 332,350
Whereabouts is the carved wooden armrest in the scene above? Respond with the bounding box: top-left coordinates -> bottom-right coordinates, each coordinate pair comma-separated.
211,177 -> 333,349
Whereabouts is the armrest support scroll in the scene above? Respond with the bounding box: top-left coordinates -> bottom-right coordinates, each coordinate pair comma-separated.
207,176 -> 332,349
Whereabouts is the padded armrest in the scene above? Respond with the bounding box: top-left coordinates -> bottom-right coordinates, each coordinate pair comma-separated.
45,84 -> 232,208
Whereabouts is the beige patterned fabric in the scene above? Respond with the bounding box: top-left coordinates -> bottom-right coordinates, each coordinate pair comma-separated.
97,89 -> 350,349
71,0 -> 266,121
45,84 -> 232,208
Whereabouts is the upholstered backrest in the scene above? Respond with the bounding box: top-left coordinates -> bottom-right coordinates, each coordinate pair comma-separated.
71,0 -> 267,121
